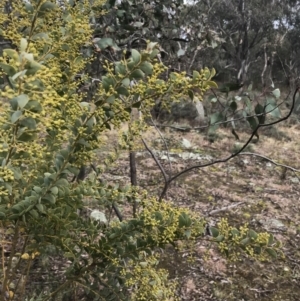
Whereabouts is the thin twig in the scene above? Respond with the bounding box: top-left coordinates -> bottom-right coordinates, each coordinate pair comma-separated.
90,164 -> 123,221
188,48 -> 200,74
261,44 -> 267,87
42,280 -> 71,301
249,288 -> 275,293
211,88 -> 225,109
238,152 -> 300,173
149,115 -> 173,173
141,138 -> 169,183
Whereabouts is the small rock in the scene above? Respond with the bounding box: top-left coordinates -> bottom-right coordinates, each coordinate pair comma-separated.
182,138 -> 192,148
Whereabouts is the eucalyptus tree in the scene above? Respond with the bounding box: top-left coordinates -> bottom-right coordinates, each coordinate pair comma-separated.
198,0 -> 286,85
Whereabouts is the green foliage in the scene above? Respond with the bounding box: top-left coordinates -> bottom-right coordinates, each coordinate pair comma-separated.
209,218 -> 283,261
206,84 -> 283,138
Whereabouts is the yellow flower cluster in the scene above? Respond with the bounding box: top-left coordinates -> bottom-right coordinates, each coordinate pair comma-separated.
0,167 -> 14,182
140,198 -> 204,244
216,218 -> 279,261
122,254 -> 178,301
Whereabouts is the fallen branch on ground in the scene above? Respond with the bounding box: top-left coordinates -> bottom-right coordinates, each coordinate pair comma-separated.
206,202 -> 245,216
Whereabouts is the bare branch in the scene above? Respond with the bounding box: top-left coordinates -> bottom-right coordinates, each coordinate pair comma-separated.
157,87 -> 299,201
141,138 -> 169,183
276,53 -> 288,79
210,88 -> 225,109
206,202 -> 245,216
90,164 -> 123,221
238,152 -> 300,173
188,48 -> 200,74
148,114 -> 173,173
261,44 -> 267,87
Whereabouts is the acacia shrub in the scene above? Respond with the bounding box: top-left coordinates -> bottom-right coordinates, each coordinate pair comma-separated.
0,1 -> 282,300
